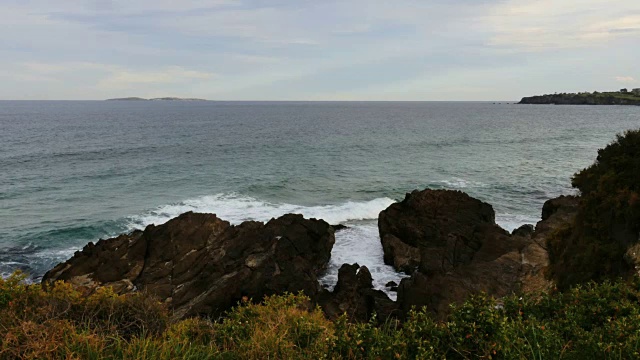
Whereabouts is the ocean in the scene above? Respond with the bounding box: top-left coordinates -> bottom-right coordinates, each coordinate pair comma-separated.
1,101 -> 639,296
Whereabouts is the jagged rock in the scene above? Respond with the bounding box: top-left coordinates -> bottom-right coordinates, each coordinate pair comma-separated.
380,234 -> 420,273
379,189 -> 499,275
382,189 -> 571,319
396,229 -> 526,317
331,224 -> 349,232
43,212 -> 335,319
318,264 -> 398,323
522,196 -> 580,293
541,196 -> 579,222
512,224 -> 535,237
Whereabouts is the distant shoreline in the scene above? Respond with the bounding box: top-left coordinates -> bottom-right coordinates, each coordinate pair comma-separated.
519,89 -> 640,105
106,97 -> 208,101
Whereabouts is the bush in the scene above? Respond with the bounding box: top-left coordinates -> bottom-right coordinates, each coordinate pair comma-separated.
3,274 -> 640,358
548,129 -> 640,289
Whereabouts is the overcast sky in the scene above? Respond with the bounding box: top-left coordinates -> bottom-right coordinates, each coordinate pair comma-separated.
1,0 -> 639,100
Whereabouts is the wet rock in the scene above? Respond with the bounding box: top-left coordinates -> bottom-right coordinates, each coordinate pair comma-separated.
331,224 -> 349,232
43,212 -> 335,320
318,263 -> 399,323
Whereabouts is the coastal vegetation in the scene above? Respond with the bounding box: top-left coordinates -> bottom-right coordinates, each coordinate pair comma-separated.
519,89 -> 640,105
548,129 -> 640,289
3,272 -> 640,359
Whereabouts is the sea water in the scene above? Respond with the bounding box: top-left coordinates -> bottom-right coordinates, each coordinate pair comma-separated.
1,101 -> 639,298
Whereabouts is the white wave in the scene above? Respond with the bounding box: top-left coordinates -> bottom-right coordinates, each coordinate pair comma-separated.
319,224 -> 409,300
124,193 -> 404,298
126,193 -> 395,229
440,178 -> 487,189
496,213 -> 539,232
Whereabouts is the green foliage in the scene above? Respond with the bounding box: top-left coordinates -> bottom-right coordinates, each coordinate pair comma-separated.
548,129 -> 640,289
3,272 -> 640,359
522,92 -> 640,105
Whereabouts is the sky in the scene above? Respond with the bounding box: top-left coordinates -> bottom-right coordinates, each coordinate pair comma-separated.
1,0 -> 639,100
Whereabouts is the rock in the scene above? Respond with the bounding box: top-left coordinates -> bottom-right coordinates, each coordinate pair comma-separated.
385,281 -> 397,287
624,243 -> 640,277
379,189 -> 499,275
381,234 -> 420,273
541,196 -> 579,222
512,224 -> 535,237
382,189 -> 563,319
331,224 -> 349,232
43,212 -> 335,320
396,230 -> 526,317
524,196 -> 580,293
318,264 -> 398,323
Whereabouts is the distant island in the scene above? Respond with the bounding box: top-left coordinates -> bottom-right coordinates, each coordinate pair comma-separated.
519,88 -> 640,105
106,97 -> 208,101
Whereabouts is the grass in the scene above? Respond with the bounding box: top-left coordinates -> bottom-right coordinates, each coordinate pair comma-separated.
3,271 -> 640,359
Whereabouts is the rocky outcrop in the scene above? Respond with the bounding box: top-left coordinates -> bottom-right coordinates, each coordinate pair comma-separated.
43,212 -> 335,319
380,189 -> 578,318
331,224 -> 349,232
379,190 -> 499,275
512,224 -> 534,237
380,234 -> 420,274
520,195 -> 580,294
318,263 -> 398,323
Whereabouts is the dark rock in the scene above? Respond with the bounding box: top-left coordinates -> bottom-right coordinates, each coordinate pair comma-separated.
526,195 -> 580,292
43,212 -> 335,319
381,189 -> 553,319
331,224 -> 349,232
379,189 -> 499,275
385,281 -> 397,287
541,195 -> 579,221
512,224 -> 535,237
381,234 -> 420,273
318,263 -> 398,323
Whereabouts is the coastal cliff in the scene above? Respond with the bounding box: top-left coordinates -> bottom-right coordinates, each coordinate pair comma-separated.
520,90 -> 640,105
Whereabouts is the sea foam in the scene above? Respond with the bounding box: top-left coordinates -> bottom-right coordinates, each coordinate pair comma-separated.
125,193 -> 396,228
123,193 -> 405,296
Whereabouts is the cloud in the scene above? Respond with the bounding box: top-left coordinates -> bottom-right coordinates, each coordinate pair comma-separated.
0,1 -> 638,100
616,76 -> 636,83
484,0 -> 640,51
1,62 -> 215,94
98,66 -> 214,89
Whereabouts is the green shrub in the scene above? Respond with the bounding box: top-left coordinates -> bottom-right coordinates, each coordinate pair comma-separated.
3,273 -> 640,358
549,129 -> 640,289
